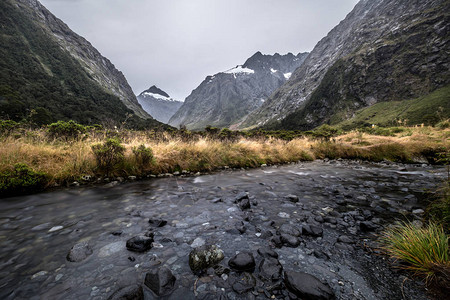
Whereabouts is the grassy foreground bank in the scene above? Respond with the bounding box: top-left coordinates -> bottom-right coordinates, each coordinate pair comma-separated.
0,122 -> 448,196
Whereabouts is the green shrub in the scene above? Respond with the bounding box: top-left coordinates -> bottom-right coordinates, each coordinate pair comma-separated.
0,120 -> 20,136
91,138 -> 125,176
132,144 -> 153,169
436,119 -> 450,129
379,221 -> 449,285
311,124 -> 340,140
0,163 -> 49,196
48,120 -> 86,139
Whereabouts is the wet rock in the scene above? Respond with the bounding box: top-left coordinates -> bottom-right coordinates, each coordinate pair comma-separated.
211,198 -> 222,203
257,247 -> 278,259
144,267 -> 176,297
284,271 -> 334,300
107,285 -> 144,300
238,198 -> 251,210
324,217 -> 337,225
280,234 -> 301,248
302,224 -> 323,237
148,219 -> 167,227
259,258 -> 282,281
279,224 -> 302,237
412,209 -> 424,215
313,250 -> 330,260
191,237 -> 206,248
126,235 -> 153,252
234,192 -> 249,203
228,252 -> 256,272
111,230 -> 123,236
314,215 -> 325,223
359,221 -> 378,232
66,242 -> 93,262
189,245 -> 224,273
286,194 -> 299,203
337,235 -> 354,244
231,272 -> 256,294
213,264 -> 230,276
270,236 -> 283,248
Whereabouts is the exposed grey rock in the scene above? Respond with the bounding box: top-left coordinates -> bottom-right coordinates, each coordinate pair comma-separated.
284,271 -> 335,300
169,52 -> 308,130
242,0 -> 450,129
144,267 -> 176,297
189,245 -> 224,273
66,242 -> 93,262
137,86 -> 183,123
286,194 -> 299,203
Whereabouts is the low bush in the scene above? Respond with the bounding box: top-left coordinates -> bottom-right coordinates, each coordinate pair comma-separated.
91,138 -> 125,176
0,120 -> 20,136
48,120 -> 86,140
132,144 -> 153,170
0,163 -> 49,196
379,222 -> 449,286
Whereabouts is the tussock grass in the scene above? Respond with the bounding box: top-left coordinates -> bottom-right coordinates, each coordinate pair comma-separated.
379,222 -> 449,286
0,126 -> 448,195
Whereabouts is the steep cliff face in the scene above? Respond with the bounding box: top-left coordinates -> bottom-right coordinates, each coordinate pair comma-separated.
137,86 -> 183,124
169,52 -> 308,130
243,0 -> 450,129
0,0 -> 151,123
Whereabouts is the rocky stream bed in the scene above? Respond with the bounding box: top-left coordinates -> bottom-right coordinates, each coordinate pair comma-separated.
0,160 -> 445,299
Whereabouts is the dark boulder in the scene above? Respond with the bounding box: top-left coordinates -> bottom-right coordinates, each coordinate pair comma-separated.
360,221 -> 379,232
238,198 -> 251,210
286,194 -> 299,203
126,236 -> 153,252
231,272 -> 256,294
280,234 -> 301,247
279,224 -> 302,237
148,219 -> 167,227
284,271 -> 335,300
302,224 -> 323,237
257,247 -> 279,259
144,267 -> 176,297
228,252 -> 256,272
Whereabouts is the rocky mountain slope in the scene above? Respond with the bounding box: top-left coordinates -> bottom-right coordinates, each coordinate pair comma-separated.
169,52 -> 308,130
0,0 -> 152,125
242,0 -> 450,130
137,86 -> 183,124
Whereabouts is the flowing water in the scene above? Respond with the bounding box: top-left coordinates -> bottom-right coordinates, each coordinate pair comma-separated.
0,160 -> 444,299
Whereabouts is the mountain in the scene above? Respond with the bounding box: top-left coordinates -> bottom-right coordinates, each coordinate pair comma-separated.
137,86 -> 183,124
242,0 -> 450,130
0,0 -> 153,126
169,52 -> 308,130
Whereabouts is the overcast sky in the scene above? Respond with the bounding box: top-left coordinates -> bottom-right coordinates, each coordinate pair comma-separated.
39,0 -> 359,100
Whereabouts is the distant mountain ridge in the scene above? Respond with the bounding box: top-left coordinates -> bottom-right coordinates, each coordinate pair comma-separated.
169,52 -> 308,130
137,86 -> 183,124
0,0 -> 154,126
242,0 -> 450,129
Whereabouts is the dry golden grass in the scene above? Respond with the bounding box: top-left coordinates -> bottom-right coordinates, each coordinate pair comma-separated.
0,126 -> 448,188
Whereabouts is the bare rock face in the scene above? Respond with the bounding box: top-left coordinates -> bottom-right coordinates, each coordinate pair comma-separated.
137,86 -> 183,124
243,0 -> 450,129
169,52 -> 308,130
14,0 -> 150,119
